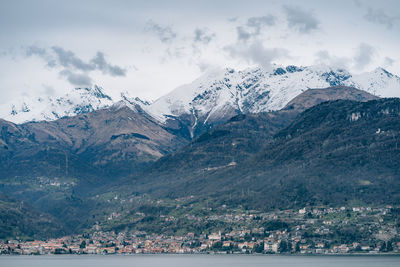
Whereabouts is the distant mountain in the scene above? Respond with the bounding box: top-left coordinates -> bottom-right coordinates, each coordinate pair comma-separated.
0,85 -> 149,124
147,65 -> 400,139
1,65 -> 399,140
128,97 -> 400,210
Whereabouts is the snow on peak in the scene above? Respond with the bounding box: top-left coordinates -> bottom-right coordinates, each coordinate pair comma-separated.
2,65 -> 400,125
351,67 -> 400,97
0,85 -> 115,124
146,65 -> 400,124
112,92 -> 151,111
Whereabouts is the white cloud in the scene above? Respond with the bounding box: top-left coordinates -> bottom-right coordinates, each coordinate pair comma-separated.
364,7 -> 399,29
314,50 -> 351,69
194,28 -> 215,44
25,45 -> 127,87
353,43 -> 376,70
236,15 -> 276,41
383,56 -> 395,67
145,20 -> 177,43
0,0 -> 399,105
225,41 -> 290,71
283,5 -> 320,33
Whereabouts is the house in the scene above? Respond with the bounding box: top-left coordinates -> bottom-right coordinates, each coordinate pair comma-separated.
208,232 -> 221,241
264,242 -> 279,253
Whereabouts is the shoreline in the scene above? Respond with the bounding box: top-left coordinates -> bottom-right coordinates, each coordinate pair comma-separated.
1,252 -> 400,257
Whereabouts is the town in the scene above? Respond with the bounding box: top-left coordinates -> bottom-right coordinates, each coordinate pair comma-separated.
1,205 -> 400,255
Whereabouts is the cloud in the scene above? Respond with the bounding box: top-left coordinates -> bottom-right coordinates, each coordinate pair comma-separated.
236,15 -> 276,41
42,84 -> 56,96
383,57 -> 395,67
353,43 -> 376,70
363,7 -> 399,29
315,45 -> 380,71
352,0 -> 364,8
52,46 -> 94,71
194,28 -> 215,44
145,21 -> 177,43
59,70 -> 92,86
25,45 -> 127,87
314,50 -> 351,69
26,45 -> 56,67
236,26 -> 252,41
90,52 -> 127,76
247,15 -> 276,33
283,5 -> 320,33
26,46 -> 47,57
225,40 -> 289,70
196,61 -> 213,72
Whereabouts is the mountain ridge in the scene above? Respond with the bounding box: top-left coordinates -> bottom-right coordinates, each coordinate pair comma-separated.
0,85 -> 150,124
146,65 -> 400,139
2,65 -> 399,139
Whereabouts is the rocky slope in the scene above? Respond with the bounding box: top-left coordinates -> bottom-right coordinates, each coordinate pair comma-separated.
0,103 -> 185,182
147,65 -> 400,139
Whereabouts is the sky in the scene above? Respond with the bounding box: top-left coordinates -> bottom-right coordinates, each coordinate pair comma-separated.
0,0 -> 399,104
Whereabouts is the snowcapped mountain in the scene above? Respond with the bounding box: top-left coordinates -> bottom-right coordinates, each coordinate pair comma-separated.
146,65 -> 400,138
0,85 -> 149,124
2,65 -> 400,132
350,67 -> 400,97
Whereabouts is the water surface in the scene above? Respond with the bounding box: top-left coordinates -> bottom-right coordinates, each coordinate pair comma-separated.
1,254 -> 399,267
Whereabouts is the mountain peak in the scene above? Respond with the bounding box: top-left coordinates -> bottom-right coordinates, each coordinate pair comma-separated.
74,85 -> 112,100
1,65 -> 399,126
373,67 -> 394,78
0,85 -> 115,124
145,64 -> 400,138
112,92 -> 152,112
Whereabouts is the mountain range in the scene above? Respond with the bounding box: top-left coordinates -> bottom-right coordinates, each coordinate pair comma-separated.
2,65 -> 400,139
0,64 -> 400,239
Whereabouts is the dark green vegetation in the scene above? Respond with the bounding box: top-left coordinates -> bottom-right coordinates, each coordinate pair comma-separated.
131,98 -> 400,211
0,86 -> 397,239
0,193 -> 66,240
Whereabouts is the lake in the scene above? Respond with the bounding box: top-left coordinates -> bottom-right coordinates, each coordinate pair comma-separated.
0,254 -> 400,267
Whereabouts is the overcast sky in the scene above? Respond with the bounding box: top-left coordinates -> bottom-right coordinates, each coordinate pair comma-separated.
0,0 -> 399,103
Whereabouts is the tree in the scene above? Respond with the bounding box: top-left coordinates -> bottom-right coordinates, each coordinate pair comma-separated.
279,240 -> 289,253
80,240 -> 86,249
295,242 -> 300,252
380,242 -> 387,252
253,242 -> 264,253
287,242 -> 292,252
387,242 -> 393,252
212,241 -> 222,249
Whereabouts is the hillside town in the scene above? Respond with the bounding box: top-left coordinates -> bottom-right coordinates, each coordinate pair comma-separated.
2,206 -> 400,255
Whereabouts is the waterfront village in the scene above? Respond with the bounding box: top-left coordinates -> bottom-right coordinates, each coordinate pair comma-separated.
1,206 -> 400,255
